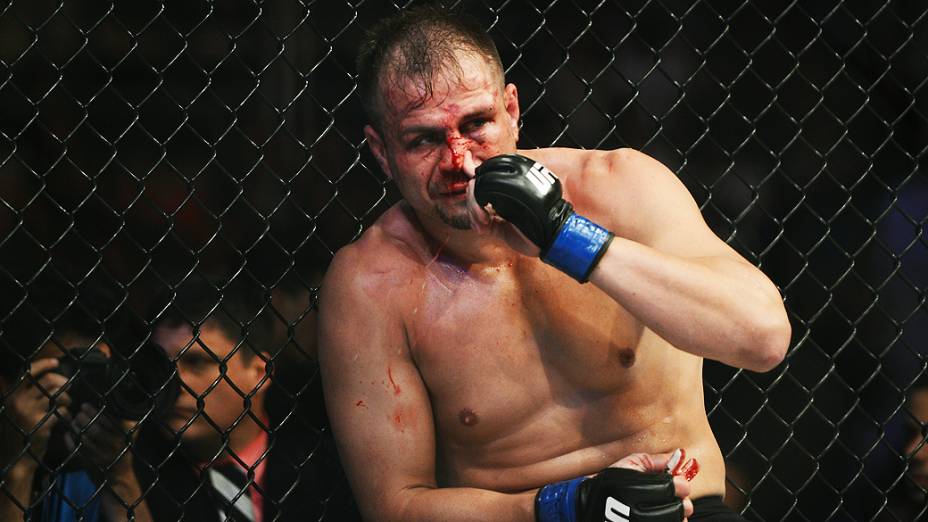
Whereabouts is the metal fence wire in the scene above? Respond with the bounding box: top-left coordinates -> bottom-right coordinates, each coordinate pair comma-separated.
0,0 -> 926,520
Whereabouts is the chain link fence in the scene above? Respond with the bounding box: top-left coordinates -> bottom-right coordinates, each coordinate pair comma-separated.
0,0 -> 925,520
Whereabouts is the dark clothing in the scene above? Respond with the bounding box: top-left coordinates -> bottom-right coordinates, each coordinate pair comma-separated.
691,496 -> 748,521
133,420 -> 360,522
874,485 -> 928,521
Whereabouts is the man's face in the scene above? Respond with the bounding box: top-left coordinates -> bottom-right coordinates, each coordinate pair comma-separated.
906,388 -> 928,495
365,51 -> 521,230
153,322 -> 265,452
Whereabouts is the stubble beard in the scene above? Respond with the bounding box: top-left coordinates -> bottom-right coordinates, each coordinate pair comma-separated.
435,200 -> 472,230
163,420 -> 223,460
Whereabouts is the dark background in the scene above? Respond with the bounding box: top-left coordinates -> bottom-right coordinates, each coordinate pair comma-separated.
1,0 -> 926,520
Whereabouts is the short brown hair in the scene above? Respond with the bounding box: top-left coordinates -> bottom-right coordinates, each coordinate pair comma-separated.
356,5 -> 503,130
151,276 -> 274,360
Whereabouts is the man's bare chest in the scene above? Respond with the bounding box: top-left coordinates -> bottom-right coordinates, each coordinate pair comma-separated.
403,259 -> 644,438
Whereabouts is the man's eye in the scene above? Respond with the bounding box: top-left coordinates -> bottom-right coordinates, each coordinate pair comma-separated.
181,354 -> 215,371
464,119 -> 488,133
407,135 -> 438,149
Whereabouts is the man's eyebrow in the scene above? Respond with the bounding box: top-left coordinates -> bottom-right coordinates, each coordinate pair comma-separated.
400,125 -> 443,137
178,350 -> 217,361
459,106 -> 496,122
400,106 -> 496,136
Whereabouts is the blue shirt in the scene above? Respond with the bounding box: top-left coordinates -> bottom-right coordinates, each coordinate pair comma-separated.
42,471 -> 102,522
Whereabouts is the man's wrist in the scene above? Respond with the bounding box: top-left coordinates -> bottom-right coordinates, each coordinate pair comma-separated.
542,213 -> 614,283
104,459 -> 143,501
102,478 -> 153,522
535,477 -> 585,522
8,456 -> 40,478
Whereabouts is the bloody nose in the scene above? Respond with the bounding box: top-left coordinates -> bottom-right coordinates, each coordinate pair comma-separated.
445,134 -> 473,171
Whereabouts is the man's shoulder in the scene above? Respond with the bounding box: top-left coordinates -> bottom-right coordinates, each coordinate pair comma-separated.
321,204 -> 428,302
518,147 -> 666,201
518,147 -> 658,184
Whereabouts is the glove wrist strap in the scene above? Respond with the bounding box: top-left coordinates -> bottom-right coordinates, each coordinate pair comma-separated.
535,477 -> 584,522
543,214 -> 614,282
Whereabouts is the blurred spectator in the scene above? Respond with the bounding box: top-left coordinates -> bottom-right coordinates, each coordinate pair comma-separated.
269,272 -> 322,364
0,279 -> 143,521
0,350 -> 73,521
130,276 -> 358,521
876,378 -> 928,520
723,461 -> 751,513
265,271 -> 330,431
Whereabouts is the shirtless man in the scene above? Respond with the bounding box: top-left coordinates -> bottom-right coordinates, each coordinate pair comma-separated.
318,7 -> 791,521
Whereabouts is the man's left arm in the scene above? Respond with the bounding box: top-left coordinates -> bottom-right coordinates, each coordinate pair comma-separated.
66,403 -> 153,522
545,148 -> 790,371
483,148 -> 791,372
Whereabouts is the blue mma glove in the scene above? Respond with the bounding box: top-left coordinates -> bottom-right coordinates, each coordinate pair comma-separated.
535,468 -> 683,522
474,154 -> 613,282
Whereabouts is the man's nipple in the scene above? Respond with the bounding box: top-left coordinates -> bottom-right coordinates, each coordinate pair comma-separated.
458,408 -> 479,426
617,348 -> 636,368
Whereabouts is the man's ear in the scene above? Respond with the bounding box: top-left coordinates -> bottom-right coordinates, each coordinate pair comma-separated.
364,124 -> 393,179
96,343 -> 112,358
504,83 -> 520,141
246,352 -> 269,392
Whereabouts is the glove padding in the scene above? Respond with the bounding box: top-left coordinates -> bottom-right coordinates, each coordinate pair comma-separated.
474,154 -> 574,254
475,154 -> 614,282
578,468 -> 683,522
535,468 -> 683,522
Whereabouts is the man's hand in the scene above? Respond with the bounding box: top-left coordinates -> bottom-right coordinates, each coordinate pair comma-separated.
65,403 -> 138,481
3,358 -> 71,466
470,154 -> 613,282
536,450 -> 698,522
610,451 -> 698,521
65,403 -> 154,521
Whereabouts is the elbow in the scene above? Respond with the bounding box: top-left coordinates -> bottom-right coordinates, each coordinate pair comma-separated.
744,312 -> 791,373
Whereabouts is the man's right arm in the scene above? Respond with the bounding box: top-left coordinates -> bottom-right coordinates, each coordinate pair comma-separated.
317,242 -> 535,522
0,359 -> 70,521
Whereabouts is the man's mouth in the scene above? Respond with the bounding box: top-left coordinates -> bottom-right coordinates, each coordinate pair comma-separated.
911,472 -> 928,485
436,180 -> 470,197
170,407 -> 199,419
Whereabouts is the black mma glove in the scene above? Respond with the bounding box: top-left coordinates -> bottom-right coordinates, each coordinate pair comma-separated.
535,468 -> 684,522
474,154 -> 614,282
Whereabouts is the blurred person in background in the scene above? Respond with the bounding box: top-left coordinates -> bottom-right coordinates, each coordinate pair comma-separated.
0,280 -> 149,522
127,275 -> 358,521
880,377 -> 928,520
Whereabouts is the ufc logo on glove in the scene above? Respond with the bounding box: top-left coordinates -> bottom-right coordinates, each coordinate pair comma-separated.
526,162 -> 557,194
605,496 -> 631,522
534,467 -> 685,522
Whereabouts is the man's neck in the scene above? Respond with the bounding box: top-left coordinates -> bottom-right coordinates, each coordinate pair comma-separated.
225,411 -> 268,458
411,206 -> 515,267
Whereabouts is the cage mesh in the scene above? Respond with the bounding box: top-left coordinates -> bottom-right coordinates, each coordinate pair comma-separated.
0,1 -> 926,520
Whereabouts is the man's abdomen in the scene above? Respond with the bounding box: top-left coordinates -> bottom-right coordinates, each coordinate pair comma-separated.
426,344 -> 726,499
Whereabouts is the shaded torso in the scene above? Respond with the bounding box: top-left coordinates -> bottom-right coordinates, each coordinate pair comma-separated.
389,210 -> 725,498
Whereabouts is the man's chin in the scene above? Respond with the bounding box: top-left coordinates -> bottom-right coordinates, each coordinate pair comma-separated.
906,474 -> 928,501
436,204 -> 474,230
162,421 -> 223,458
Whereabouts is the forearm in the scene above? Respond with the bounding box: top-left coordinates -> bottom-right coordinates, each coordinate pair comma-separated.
100,463 -> 153,522
378,485 -> 536,522
0,461 -> 37,521
589,237 -> 790,371
0,499 -> 26,522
